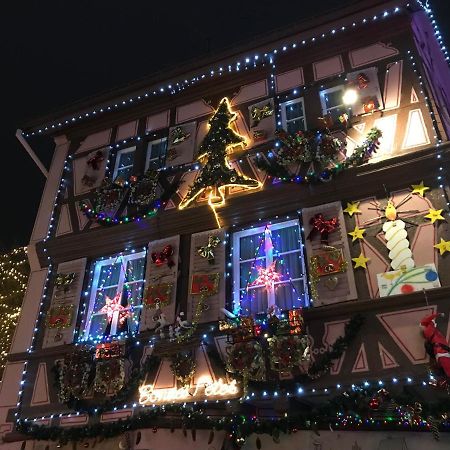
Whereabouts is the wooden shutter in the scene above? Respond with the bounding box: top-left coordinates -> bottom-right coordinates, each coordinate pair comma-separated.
302,201 -> 357,306
187,229 -> 226,324
140,235 -> 180,331
42,258 -> 87,348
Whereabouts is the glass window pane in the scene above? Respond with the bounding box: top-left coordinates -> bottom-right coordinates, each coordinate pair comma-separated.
241,288 -> 267,316
323,89 -> 344,109
116,166 -> 133,181
273,225 -> 300,253
286,119 -> 305,135
239,260 -> 262,288
118,150 -> 135,168
274,280 -> 305,310
327,106 -> 350,122
239,233 -> 265,260
150,141 -> 167,159
126,258 -> 145,282
98,263 -> 121,288
277,252 -> 303,280
285,101 -> 304,121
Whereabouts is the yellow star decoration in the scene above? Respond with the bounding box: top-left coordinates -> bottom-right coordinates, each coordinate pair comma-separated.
434,238 -> 450,256
352,252 -> 370,269
343,201 -> 361,217
411,181 -> 430,198
424,208 -> 445,224
348,226 -> 366,242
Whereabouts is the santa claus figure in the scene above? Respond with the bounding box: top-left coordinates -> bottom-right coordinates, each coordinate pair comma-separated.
420,312 -> 450,378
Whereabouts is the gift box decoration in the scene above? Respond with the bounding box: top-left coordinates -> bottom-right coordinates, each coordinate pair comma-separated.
94,341 -> 123,360
45,304 -> 74,329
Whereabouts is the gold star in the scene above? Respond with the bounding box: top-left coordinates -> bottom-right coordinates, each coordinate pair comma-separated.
434,238 -> 450,256
344,201 -> 361,217
352,252 -> 370,269
424,208 -> 445,224
411,181 -> 430,198
348,226 -> 366,242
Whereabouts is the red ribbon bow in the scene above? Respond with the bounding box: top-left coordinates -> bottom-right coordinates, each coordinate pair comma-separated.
87,150 -> 105,170
151,245 -> 175,268
307,213 -> 339,244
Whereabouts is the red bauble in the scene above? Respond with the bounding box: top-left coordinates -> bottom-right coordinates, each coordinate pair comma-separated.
369,397 -> 380,410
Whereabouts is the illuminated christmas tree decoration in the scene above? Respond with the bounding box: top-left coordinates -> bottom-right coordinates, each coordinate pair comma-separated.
178,98 -> 262,226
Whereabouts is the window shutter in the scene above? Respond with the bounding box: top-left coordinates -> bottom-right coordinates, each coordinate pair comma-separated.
140,235 -> 180,331
42,258 -> 87,348
302,201 -> 357,306
187,229 -> 226,324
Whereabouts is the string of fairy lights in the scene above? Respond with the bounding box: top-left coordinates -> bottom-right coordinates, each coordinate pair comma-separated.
11,0 -> 450,436
0,247 -> 29,376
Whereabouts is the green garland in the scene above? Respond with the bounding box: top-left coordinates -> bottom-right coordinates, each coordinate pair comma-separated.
256,127 -> 382,183
308,314 -> 365,378
18,384 -> 450,445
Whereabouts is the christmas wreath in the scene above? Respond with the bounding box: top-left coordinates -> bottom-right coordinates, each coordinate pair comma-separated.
268,334 -> 310,374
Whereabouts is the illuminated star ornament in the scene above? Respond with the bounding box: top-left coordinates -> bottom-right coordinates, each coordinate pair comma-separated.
352,252 -> 370,269
411,181 -> 430,198
249,262 -> 282,289
344,201 -> 361,217
434,238 -> 450,256
424,208 -> 445,224
178,98 -> 261,226
348,225 -> 366,242
99,292 -> 130,325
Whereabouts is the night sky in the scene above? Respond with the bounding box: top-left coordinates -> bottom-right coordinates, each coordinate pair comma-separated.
3,1 -> 450,250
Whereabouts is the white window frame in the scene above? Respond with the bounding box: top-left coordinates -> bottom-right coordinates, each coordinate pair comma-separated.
232,219 -> 309,313
145,137 -> 168,172
112,146 -> 136,180
82,250 -> 146,340
280,97 -> 307,132
319,85 -> 346,118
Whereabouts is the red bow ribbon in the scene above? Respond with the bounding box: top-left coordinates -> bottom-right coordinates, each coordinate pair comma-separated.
151,245 -> 175,268
87,150 -> 105,170
307,213 -> 339,244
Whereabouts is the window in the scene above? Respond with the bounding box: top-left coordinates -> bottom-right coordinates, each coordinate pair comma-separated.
82,250 -> 146,340
145,138 -> 168,171
319,85 -> 351,122
280,98 -> 307,134
232,219 -> 309,316
113,146 -> 136,181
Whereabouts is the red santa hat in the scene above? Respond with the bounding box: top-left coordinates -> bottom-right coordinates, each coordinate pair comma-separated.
420,312 -> 440,328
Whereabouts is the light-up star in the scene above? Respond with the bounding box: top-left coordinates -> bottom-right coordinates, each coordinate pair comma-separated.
411,181 -> 430,198
249,262 -> 282,289
352,252 -> 370,269
99,292 -> 130,325
424,208 -> 445,224
348,226 -> 366,242
344,201 -> 361,217
434,238 -> 450,256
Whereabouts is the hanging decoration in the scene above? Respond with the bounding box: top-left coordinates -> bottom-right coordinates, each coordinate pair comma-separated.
197,235 -> 221,264
411,180 -> 430,197
307,213 -> 339,245
255,127 -> 382,183
81,150 -> 105,187
190,273 -> 220,295
55,348 -> 93,403
250,102 -> 274,127
434,238 -> 450,256
99,292 -> 131,326
343,201 -> 361,217
94,341 -> 123,360
348,226 -> 366,242
170,352 -> 197,387
128,169 -> 159,208
421,312 -> 450,378
55,272 -> 76,290
45,304 -> 74,329
178,98 -> 261,226
151,245 -> 175,268
309,246 -> 348,299
249,261 -> 282,289
143,283 -> 173,309
425,208 -> 445,224
267,334 -> 310,374
94,358 -> 126,394
352,252 -> 370,269
170,126 -> 191,145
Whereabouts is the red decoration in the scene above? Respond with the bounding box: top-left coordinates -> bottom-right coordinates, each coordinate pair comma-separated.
144,283 -> 172,308
307,213 -> 339,244
99,293 -> 131,326
95,341 -> 122,360
151,245 -> 175,268
232,316 -> 255,343
190,273 -> 220,295
369,397 -> 380,410
249,262 -> 282,289
357,72 -> 369,89
289,309 -> 304,335
421,312 -> 450,377
362,98 -> 376,113
86,150 -> 105,170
